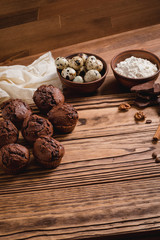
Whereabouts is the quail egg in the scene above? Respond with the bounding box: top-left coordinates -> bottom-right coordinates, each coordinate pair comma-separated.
61,67 -> 76,80
79,53 -> 88,63
84,70 -> 101,82
86,58 -> 103,72
55,57 -> 69,70
86,56 -> 97,70
73,76 -> 84,83
96,59 -> 103,72
77,66 -> 87,77
69,56 -> 83,70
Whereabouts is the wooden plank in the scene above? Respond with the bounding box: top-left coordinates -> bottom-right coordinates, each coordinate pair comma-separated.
0,0 -> 43,15
0,17 -> 60,60
39,0 -> 160,20
0,94 -> 160,239
0,0 -> 160,61
0,8 -> 38,29
111,8 -> 160,32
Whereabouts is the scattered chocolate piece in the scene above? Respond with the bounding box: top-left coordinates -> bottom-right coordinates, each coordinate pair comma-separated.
152,152 -> 160,163
137,93 -> 151,101
152,152 -> 157,159
133,92 -> 158,108
153,83 -> 160,94
133,98 -> 151,108
145,119 -> 152,124
134,111 -> 146,121
131,80 -> 160,95
118,103 -> 131,111
131,80 -> 160,108
156,97 -> 160,105
155,156 -> 160,163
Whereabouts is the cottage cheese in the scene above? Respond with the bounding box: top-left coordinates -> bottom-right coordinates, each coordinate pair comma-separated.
115,56 -> 158,78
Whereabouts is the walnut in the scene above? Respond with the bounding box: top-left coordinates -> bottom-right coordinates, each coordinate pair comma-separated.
118,103 -> 131,111
134,111 -> 146,121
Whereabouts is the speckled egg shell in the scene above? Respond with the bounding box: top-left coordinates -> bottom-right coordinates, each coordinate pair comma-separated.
73,76 -> 84,83
55,57 -> 69,70
96,59 -> 103,72
79,53 -> 88,63
86,56 -> 97,70
86,58 -> 104,72
84,70 -> 101,82
69,56 -> 84,70
77,66 -> 87,77
61,67 -> 76,80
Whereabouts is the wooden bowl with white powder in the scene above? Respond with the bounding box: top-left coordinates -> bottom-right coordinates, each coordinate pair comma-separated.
111,50 -> 160,88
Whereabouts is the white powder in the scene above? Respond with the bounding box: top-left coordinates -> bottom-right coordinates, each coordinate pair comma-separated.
115,56 -> 158,78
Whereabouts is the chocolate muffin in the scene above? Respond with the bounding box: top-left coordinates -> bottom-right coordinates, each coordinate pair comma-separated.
0,143 -> 30,174
33,85 -> 65,113
48,103 -> 78,133
33,136 -> 65,169
1,99 -> 32,129
22,114 -> 53,144
0,119 -> 19,148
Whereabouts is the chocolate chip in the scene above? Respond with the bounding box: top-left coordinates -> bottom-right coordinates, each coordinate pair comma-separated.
37,119 -> 44,124
145,119 -> 152,124
152,152 -> 157,159
155,156 -> 160,163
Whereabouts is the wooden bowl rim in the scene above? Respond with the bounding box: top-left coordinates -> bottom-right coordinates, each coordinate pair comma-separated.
110,49 -> 160,81
57,52 -> 108,86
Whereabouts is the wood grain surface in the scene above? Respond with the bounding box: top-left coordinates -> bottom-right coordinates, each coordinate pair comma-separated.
1,93 -> 160,240
0,22 -> 160,240
0,0 -> 160,62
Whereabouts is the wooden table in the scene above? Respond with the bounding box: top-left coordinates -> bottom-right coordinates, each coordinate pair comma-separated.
0,24 -> 160,240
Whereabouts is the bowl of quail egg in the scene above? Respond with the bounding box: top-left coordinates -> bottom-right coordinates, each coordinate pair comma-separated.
55,53 -> 108,93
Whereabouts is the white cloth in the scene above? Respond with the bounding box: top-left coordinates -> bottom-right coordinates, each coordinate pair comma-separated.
0,52 -> 62,104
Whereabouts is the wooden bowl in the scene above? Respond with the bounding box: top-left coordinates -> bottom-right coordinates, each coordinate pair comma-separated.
57,52 -> 108,93
110,50 -> 160,88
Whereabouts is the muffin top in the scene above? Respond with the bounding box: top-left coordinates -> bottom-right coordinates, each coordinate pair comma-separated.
1,99 -> 32,129
33,85 -> 65,113
0,143 -> 30,173
22,114 -> 53,144
33,135 -> 65,163
48,103 -> 78,126
0,119 -> 19,148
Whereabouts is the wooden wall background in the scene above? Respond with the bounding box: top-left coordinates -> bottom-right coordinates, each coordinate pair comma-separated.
0,0 -> 160,63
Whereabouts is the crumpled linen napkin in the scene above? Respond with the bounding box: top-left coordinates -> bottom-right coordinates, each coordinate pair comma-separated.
0,51 -> 62,104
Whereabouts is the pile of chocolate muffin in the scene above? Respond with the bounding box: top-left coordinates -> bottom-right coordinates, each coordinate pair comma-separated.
0,85 -> 79,174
